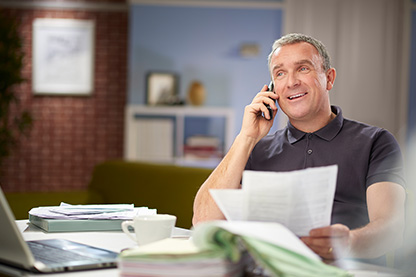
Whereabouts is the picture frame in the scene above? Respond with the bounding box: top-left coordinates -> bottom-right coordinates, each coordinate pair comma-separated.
32,18 -> 95,95
146,72 -> 178,105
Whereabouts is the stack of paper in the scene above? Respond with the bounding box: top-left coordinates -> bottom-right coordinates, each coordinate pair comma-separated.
118,220 -> 351,277
29,203 -> 156,232
210,165 -> 338,236
118,239 -> 246,277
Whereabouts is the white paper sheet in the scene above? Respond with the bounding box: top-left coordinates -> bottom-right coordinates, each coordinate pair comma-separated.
49,203 -> 134,215
29,203 -> 157,220
209,189 -> 244,221
210,165 -> 338,236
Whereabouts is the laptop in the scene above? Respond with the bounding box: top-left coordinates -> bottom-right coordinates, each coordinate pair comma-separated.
0,186 -> 118,273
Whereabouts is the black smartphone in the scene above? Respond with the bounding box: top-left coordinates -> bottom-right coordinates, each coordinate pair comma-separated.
265,81 -> 276,121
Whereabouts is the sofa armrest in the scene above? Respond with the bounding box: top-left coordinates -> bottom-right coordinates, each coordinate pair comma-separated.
4,190 -> 91,220
87,160 -> 212,229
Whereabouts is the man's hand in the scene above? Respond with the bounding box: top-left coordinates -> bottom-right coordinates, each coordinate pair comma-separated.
240,84 -> 278,143
300,224 -> 351,260
301,182 -> 405,260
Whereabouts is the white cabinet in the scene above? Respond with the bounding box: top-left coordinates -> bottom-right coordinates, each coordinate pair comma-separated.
124,105 -> 234,168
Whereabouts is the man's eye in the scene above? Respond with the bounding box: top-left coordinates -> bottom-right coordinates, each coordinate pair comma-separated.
300,66 -> 309,72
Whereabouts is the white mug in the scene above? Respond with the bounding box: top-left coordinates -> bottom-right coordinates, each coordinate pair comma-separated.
121,214 -> 176,246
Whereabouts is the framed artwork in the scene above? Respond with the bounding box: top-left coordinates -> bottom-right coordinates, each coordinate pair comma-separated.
146,72 -> 178,105
32,18 -> 95,95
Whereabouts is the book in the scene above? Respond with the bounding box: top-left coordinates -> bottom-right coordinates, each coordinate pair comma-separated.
118,220 -> 352,277
185,135 -> 220,148
183,145 -> 222,159
29,214 -> 125,232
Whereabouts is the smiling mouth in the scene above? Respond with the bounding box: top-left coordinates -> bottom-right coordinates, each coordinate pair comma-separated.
288,92 -> 307,100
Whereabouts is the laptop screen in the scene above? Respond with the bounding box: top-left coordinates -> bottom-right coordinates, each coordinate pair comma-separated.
0,186 -> 36,270
0,186 -> 118,273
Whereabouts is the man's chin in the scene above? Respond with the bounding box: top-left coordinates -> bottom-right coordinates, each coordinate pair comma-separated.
281,107 -> 310,121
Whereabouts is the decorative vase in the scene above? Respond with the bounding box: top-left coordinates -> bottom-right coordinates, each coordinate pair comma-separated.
187,81 -> 206,106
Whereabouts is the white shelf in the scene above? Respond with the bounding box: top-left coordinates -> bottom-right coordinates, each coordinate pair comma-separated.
124,105 -> 234,168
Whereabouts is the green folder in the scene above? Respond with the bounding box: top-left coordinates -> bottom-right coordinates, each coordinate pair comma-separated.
193,221 -> 352,277
29,214 -> 124,232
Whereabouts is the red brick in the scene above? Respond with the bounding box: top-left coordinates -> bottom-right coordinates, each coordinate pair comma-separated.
1,1 -> 127,192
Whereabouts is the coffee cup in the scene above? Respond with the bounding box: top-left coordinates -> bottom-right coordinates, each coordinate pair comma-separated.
121,214 -> 176,246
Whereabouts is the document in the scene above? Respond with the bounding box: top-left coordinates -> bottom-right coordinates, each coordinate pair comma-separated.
210,165 -> 338,236
29,203 -> 156,220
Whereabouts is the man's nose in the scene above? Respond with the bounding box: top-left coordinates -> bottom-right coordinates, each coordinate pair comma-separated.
286,72 -> 300,89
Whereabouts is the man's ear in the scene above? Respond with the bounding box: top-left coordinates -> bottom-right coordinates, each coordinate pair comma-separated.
326,68 -> 336,91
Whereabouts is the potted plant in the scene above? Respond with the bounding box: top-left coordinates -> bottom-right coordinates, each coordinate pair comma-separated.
0,12 -> 32,171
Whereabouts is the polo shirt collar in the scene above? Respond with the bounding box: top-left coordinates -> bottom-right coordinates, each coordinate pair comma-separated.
286,105 -> 343,144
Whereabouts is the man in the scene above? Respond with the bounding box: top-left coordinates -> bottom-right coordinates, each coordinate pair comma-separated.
192,33 -> 406,264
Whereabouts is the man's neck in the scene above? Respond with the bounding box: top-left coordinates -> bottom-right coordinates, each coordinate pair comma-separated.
290,111 -> 336,133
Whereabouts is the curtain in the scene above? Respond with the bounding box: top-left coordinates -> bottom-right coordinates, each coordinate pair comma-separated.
282,0 -> 408,145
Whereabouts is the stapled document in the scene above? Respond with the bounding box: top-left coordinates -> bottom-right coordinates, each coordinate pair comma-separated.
210,165 -> 338,236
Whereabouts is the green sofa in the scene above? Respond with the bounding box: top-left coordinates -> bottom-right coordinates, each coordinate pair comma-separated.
4,160 -> 213,229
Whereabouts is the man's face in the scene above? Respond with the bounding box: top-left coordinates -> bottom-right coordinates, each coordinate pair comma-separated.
269,42 -> 334,125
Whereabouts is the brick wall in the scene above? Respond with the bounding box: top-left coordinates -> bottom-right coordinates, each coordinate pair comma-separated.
1,0 -> 128,192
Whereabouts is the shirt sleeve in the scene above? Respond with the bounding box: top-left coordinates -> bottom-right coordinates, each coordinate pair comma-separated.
366,129 -> 406,188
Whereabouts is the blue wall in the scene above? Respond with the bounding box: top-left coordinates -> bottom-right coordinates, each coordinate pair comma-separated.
128,3 -> 416,142
128,5 -> 282,134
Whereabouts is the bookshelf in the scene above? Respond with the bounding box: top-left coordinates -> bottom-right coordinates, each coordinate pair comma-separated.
124,105 -> 235,168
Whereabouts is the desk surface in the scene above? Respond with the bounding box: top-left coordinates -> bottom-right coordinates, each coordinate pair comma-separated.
1,220 -> 405,277
2,220 -> 191,277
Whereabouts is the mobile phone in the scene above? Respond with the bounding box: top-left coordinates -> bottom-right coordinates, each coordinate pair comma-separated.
265,81 -> 276,121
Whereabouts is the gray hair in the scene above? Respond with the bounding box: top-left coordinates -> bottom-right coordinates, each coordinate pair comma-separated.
267,33 -> 332,72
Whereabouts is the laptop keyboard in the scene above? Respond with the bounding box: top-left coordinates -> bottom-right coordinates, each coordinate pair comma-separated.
27,241 -> 97,264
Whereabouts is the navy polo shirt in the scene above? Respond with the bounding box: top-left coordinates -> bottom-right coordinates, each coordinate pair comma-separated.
245,106 -> 405,230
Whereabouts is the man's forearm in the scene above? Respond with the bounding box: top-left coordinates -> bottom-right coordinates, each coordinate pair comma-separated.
192,134 -> 257,225
349,214 -> 404,259
348,182 -> 406,259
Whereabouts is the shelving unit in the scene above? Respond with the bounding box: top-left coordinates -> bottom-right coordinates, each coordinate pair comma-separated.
124,105 -> 234,168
